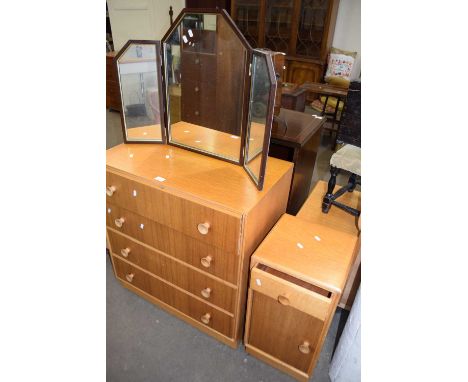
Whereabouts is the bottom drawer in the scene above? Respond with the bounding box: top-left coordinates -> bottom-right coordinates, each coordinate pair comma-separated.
107,229 -> 236,313
247,291 -> 324,373
112,256 -> 233,338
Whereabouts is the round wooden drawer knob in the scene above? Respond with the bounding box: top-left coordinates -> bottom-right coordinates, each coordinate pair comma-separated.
201,288 -> 211,299
200,256 -> 212,268
106,186 -> 116,196
278,294 -> 290,306
201,313 -> 211,324
114,217 -> 125,228
197,222 -> 210,235
298,341 -> 311,354
121,247 -> 131,258
125,273 -> 134,283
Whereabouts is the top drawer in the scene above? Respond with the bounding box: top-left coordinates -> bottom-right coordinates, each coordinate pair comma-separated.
250,264 -> 332,321
106,171 -> 241,252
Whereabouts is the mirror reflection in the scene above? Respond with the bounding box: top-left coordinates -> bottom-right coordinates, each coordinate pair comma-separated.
164,13 -> 247,162
245,53 -> 274,184
117,43 -> 163,141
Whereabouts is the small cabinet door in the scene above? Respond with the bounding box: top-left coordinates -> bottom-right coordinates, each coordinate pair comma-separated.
247,290 -> 324,373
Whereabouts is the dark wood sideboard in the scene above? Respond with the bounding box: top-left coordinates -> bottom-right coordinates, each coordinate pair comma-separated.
269,108 -> 325,215
106,51 -> 121,111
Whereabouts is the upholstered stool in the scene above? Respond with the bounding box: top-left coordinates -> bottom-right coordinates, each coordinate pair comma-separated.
322,144 -> 361,216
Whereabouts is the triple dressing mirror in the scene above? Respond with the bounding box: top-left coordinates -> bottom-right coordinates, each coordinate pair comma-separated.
114,9 -> 277,190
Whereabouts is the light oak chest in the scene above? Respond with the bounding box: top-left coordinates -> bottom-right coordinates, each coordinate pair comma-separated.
106,143 -> 292,347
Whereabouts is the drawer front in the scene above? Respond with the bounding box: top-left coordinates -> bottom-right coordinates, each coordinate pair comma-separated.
113,256 -> 233,338
108,230 -> 236,313
250,266 -> 331,321
106,203 -> 153,245
106,171 -> 241,252
106,172 -> 152,217
248,291 -> 323,373
107,203 -> 239,284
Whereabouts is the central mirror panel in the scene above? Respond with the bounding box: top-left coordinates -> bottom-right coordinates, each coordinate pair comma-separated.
163,12 -> 248,162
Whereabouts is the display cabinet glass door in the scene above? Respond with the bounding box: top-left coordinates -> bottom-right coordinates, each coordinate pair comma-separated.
296,0 -> 329,58
265,0 -> 294,53
232,0 -> 261,48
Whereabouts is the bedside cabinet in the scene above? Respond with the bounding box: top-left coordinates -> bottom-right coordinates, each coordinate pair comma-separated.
244,214 -> 358,381
106,143 -> 293,348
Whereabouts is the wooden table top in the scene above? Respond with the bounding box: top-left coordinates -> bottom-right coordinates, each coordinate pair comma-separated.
271,108 -> 326,147
297,180 -> 361,236
300,82 -> 348,98
252,213 -> 358,293
106,143 -> 293,214
281,83 -> 308,96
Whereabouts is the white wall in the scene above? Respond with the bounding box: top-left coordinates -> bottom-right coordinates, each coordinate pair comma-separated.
332,0 -> 361,80
107,0 -> 185,52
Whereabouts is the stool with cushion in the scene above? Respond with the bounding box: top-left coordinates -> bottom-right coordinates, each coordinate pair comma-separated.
322,144 -> 361,216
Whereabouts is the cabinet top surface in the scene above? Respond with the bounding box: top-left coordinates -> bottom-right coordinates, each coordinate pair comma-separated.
297,181 -> 361,236
106,143 -> 293,213
272,108 -> 325,146
251,214 -> 358,293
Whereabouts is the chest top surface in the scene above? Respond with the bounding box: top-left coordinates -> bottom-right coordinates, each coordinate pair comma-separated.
106,143 -> 293,214
251,214 -> 358,293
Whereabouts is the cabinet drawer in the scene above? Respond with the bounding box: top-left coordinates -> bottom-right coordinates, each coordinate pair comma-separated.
108,230 -> 236,313
106,171 -> 241,252
107,203 -> 239,284
113,256 -> 233,338
106,203 -> 153,245
247,291 -> 323,373
250,264 -> 331,321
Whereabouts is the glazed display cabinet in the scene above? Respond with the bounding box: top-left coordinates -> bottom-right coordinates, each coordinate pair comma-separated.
231,0 -> 340,96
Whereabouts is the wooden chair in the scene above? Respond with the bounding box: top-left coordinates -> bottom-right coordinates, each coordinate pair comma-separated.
322,144 -> 361,216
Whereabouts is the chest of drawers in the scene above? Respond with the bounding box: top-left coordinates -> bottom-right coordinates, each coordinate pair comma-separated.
106,143 -> 293,348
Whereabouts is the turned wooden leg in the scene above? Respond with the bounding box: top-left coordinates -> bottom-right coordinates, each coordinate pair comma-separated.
322,166 -> 339,213
348,173 -> 357,192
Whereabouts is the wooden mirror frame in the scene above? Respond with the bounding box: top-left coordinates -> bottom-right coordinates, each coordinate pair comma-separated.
114,40 -> 167,144
243,50 -> 277,190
